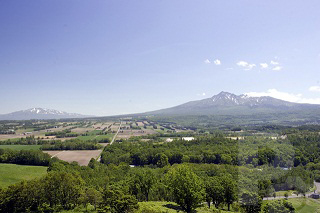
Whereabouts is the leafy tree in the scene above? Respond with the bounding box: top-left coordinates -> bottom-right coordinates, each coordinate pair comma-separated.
130,169 -> 156,201
99,185 -> 138,213
258,179 -> 274,198
221,175 -> 238,211
284,192 -> 289,199
273,192 -> 276,198
0,180 -> 41,213
155,153 -> 169,168
295,177 -> 308,196
166,165 -> 205,213
262,200 -> 295,213
43,171 -> 84,210
81,187 -> 102,210
205,176 -> 224,209
240,192 -> 262,213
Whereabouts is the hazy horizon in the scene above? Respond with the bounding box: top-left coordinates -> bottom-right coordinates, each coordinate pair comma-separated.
1,1 -> 320,116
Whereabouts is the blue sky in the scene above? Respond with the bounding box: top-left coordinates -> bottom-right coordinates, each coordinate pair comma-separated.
0,1 -> 320,115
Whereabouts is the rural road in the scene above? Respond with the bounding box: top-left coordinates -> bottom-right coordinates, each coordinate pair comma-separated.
50,150 -> 65,158
96,120 -> 122,161
263,181 -> 320,200
110,120 -> 122,145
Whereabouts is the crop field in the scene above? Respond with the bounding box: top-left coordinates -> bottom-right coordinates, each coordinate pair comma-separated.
110,124 -> 120,132
95,134 -> 113,140
43,150 -> 103,166
0,145 -> 41,150
0,134 -> 27,141
71,127 -> 95,133
15,128 -> 34,134
0,163 -> 47,188
117,129 -> 157,139
76,132 -> 113,141
92,122 -> 112,130
136,122 -> 144,126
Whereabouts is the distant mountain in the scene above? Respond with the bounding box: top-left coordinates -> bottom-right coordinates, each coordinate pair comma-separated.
145,91 -> 319,116
0,108 -> 91,120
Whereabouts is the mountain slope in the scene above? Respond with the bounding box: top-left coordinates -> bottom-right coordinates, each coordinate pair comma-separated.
0,108 -> 91,120
146,91 -> 318,116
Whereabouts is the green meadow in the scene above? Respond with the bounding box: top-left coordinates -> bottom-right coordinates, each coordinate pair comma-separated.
290,198 -> 320,213
0,163 -> 47,188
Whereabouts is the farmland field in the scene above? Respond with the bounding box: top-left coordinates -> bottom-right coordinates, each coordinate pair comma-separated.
116,129 -> 157,139
76,134 -> 113,141
0,163 -> 47,188
43,150 -> 103,166
0,134 -> 26,141
0,145 -> 41,150
71,127 -> 94,133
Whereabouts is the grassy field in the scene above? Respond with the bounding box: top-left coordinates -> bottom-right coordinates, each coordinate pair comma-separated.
0,145 -> 41,150
15,128 -> 34,134
263,198 -> 320,213
76,135 -> 97,141
275,190 -> 295,197
0,163 -> 47,188
290,198 -> 320,213
77,134 -> 113,141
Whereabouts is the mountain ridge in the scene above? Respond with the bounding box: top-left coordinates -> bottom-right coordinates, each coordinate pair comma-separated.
0,107 -> 91,120
143,91 -> 318,116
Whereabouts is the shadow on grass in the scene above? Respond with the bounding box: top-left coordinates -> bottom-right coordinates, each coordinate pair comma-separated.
163,204 -> 182,211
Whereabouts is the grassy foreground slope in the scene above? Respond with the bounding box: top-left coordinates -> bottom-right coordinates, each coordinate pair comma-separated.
0,163 -> 47,188
290,198 -> 320,213
137,202 -> 236,213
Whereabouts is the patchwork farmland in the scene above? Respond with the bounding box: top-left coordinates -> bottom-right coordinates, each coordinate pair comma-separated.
0,119 -> 193,166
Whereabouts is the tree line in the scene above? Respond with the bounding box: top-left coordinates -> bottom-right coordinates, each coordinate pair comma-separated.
41,141 -> 102,150
101,135 -> 299,168
0,149 -> 52,166
0,154 -> 304,213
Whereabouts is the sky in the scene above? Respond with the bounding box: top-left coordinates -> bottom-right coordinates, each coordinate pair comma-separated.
0,1 -> 320,116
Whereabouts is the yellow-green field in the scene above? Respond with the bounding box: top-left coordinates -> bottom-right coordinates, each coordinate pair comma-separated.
290,198 -> 320,213
0,163 -> 47,188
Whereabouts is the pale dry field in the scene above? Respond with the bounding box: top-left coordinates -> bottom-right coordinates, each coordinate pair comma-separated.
95,123 -> 113,130
136,122 -> 144,127
72,127 -> 95,133
116,129 -> 157,139
110,124 -> 120,132
44,150 -> 103,166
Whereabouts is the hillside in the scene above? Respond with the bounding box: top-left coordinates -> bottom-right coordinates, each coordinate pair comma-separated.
139,92 -> 320,126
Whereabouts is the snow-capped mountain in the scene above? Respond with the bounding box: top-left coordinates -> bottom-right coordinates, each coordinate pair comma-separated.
182,91 -> 298,108
146,91 -> 317,115
0,108 -> 92,120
